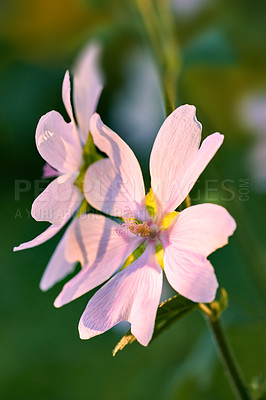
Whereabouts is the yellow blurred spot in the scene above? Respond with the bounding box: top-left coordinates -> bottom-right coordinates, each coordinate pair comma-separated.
121,253 -> 135,270
0,0 -> 111,60
156,243 -> 164,269
145,188 -> 157,217
161,211 -> 178,230
120,243 -> 146,270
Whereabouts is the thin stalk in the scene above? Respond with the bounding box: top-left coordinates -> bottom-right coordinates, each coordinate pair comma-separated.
135,0 -> 180,117
200,304 -> 252,400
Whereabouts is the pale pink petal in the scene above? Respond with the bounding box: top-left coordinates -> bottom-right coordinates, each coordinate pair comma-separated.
168,132 -> 224,212
13,224 -> 63,251
62,70 -> 82,152
150,105 -> 202,215
85,113 -> 146,218
54,214 -> 143,307
40,223 -> 76,291
161,241 -> 218,303
160,203 -> 236,257
78,244 -> 163,346
62,70 -> 74,121
84,158 -> 147,220
31,174 -> 82,225
36,111 -> 82,174
73,43 -> 103,143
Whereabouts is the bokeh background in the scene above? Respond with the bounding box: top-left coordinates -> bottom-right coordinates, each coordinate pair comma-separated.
1,0 -> 266,399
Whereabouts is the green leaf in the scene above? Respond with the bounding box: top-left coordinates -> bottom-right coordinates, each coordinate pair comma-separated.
113,294 -> 197,356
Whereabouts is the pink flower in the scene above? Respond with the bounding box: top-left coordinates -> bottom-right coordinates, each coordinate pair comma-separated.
13,43 -> 103,290
54,105 -> 236,346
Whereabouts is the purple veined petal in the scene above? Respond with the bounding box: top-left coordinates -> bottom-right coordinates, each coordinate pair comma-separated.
160,203 -> 236,258
31,173 -> 82,226
40,222 -> 77,291
78,243 -> 163,346
62,70 -> 74,122
13,223 -> 64,252
160,237 -> 218,303
54,213 -> 143,307
73,42 -> 103,144
36,111 -> 82,174
150,105 -> 202,216
83,158 -> 148,220
86,113 -> 146,218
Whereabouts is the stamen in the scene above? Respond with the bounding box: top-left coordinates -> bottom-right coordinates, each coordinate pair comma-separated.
115,227 -> 128,237
115,218 -> 151,238
131,221 -> 150,238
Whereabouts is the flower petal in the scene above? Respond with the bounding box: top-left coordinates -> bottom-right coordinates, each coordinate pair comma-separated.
62,70 -> 74,122
78,244 -> 162,346
150,105 -> 224,215
54,214 -> 143,307
161,243 -> 218,303
42,163 -> 61,179
31,174 -> 82,225
36,111 -> 82,174
13,224 -> 63,251
169,132 -> 224,212
83,158 -> 147,220
161,203 -> 236,257
150,105 -> 202,215
40,223 -> 76,291
85,113 -> 146,218
73,43 -> 103,143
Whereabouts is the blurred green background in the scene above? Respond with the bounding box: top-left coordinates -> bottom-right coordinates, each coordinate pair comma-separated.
1,0 -> 266,399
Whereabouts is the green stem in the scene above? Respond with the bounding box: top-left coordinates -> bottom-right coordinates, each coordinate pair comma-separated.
135,0 -> 180,117
199,304 -> 252,400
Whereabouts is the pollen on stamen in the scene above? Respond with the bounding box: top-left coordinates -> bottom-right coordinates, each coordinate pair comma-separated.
115,218 -> 151,238
132,221 -> 150,238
